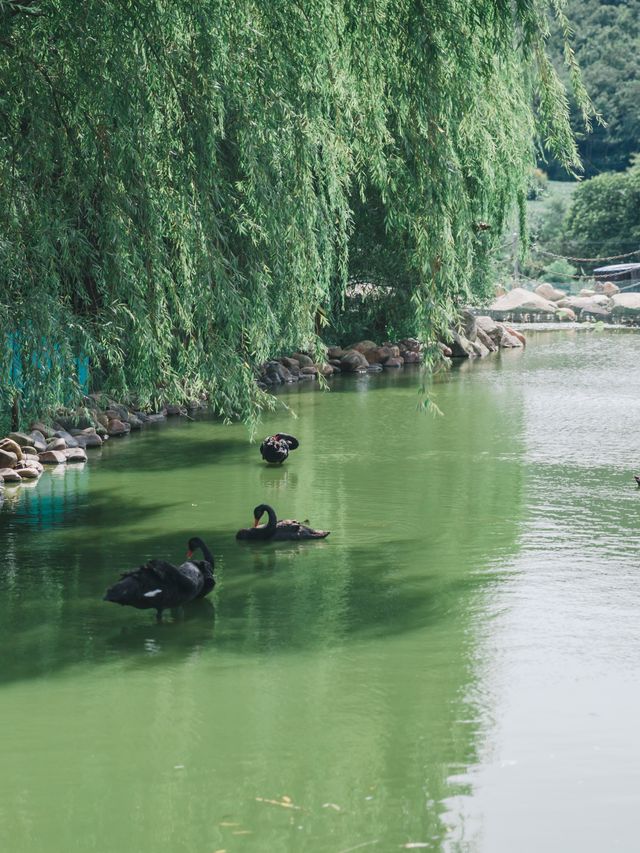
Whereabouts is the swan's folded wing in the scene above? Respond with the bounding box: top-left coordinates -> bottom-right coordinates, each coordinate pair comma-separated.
278,434 -> 299,450
145,559 -> 196,592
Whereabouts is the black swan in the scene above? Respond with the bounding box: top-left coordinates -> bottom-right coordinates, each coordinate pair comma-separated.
103,537 -> 215,620
635,475 -> 640,487
236,504 -> 329,541
259,433 -> 299,464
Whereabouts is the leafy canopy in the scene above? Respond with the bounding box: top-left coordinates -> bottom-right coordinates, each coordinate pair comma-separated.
0,0 -> 587,426
562,156 -> 640,261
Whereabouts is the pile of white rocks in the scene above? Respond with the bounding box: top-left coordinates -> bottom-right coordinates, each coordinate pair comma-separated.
487,281 -> 640,323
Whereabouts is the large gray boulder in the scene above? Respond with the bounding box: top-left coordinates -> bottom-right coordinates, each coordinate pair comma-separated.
38,450 -> 67,464
610,293 -> 640,317
28,431 -> 48,452
460,309 -> 478,342
595,280 -> 620,296
0,448 -> 18,468
470,338 -> 490,357
340,349 -> 369,372
557,294 -> 611,312
476,326 -> 498,352
534,283 -> 566,302
53,429 -> 79,448
0,438 -> 23,461
0,467 -> 21,482
475,315 -> 504,346
488,287 -> 558,316
448,332 -> 475,358
74,432 -> 103,448
65,447 -> 88,463
7,432 -> 33,447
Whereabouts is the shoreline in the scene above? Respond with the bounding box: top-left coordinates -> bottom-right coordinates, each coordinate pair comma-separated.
0,314 -> 524,502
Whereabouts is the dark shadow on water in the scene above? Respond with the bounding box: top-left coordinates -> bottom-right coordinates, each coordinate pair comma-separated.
0,517 -> 509,687
97,434 -> 249,472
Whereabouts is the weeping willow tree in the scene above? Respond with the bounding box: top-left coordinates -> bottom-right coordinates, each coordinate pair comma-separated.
0,0 -> 591,426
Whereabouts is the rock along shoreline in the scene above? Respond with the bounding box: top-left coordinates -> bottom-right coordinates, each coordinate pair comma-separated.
0,313 -> 522,501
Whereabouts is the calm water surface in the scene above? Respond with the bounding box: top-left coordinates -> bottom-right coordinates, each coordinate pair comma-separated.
1,329 -> 639,853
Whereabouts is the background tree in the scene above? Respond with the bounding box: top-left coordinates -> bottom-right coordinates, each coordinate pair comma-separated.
545,0 -> 640,177
561,155 -> 640,261
0,0 -> 589,427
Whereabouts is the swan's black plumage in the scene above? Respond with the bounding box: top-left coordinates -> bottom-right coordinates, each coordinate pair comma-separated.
236,504 -> 329,541
103,537 -> 215,619
259,433 -> 299,464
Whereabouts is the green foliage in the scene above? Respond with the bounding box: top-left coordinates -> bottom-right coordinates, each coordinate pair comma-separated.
541,257 -> 577,283
562,156 -> 640,260
545,0 -> 640,177
0,0 -> 587,425
527,168 -> 550,199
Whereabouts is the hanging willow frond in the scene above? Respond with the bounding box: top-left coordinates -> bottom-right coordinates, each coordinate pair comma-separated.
0,0 -> 589,427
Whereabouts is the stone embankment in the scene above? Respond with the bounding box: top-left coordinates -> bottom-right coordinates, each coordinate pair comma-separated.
258,316 -> 523,388
0,397 -> 194,501
487,281 -> 640,324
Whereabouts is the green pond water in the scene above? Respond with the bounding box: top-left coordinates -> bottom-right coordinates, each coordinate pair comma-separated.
2,329 -> 640,853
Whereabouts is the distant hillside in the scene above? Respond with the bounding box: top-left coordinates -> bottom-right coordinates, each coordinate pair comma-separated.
546,0 -> 640,178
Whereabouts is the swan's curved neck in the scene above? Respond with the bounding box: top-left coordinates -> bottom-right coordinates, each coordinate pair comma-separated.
190,539 -> 214,567
258,505 -> 277,534
198,541 -> 214,568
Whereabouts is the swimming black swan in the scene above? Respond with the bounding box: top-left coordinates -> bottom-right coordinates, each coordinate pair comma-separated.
259,433 -> 299,464
103,537 -> 215,620
236,504 -> 329,541
635,475 -> 640,487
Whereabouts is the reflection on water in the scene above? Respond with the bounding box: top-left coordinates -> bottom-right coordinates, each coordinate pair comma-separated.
2,330 -> 638,852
